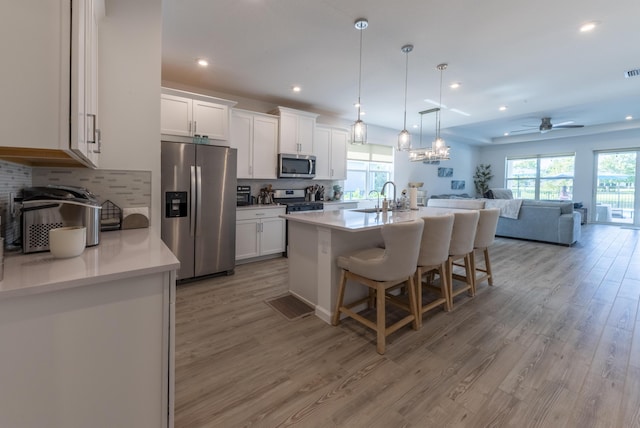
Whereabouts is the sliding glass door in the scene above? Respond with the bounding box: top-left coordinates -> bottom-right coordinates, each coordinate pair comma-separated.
593,150 -> 639,226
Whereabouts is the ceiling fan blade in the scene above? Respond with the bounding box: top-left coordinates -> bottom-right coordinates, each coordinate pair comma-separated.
508,128 -> 536,134
553,124 -> 584,129
552,120 -> 575,127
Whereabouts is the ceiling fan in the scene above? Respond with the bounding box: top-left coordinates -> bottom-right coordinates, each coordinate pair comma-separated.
511,117 -> 585,134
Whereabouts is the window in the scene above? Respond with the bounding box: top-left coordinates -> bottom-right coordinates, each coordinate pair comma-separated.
505,154 -> 575,200
344,144 -> 394,200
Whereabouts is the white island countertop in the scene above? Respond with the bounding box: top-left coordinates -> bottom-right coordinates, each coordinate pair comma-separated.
282,206 -> 464,232
0,228 -> 180,300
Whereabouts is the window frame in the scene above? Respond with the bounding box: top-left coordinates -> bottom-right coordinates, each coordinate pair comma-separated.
344,144 -> 394,200
505,153 -> 575,200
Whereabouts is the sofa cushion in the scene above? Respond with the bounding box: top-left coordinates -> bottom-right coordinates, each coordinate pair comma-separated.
486,188 -> 513,199
427,198 -> 486,209
522,199 -> 573,214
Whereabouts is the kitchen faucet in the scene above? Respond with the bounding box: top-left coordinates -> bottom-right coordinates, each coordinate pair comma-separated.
368,190 -> 381,211
381,181 -> 396,209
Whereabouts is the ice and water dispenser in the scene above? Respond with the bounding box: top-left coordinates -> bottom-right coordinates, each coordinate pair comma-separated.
165,192 -> 187,218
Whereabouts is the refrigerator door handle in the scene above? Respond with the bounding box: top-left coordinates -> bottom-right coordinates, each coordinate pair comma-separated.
196,166 -> 203,236
190,165 -> 196,237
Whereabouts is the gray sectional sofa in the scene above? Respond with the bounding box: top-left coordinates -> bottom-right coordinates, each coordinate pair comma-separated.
427,196 -> 581,246
494,200 -> 581,245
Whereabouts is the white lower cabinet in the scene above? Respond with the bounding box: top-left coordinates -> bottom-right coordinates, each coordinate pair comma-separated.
236,207 -> 286,262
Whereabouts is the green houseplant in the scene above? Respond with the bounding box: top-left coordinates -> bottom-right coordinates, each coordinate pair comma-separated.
473,164 -> 493,196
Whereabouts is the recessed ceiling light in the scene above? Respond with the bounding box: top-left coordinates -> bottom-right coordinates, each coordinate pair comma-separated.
359,111 -> 366,116
504,132 -> 510,136
450,82 -> 461,89
412,124 -> 419,129
626,115 -> 633,120
580,21 -> 599,32
499,105 -> 508,111
354,102 -> 361,108
197,58 -> 208,67
292,85 -> 301,92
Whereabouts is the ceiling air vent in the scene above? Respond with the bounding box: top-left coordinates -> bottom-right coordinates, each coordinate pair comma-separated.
624,68 -> 640,78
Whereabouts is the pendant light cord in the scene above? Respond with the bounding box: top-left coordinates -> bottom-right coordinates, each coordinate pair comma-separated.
356,24 -> 364,119
437,66 -> 443,139
402,51 -> 409,130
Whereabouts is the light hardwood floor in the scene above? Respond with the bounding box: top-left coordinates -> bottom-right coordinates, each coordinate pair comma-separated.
175,224 -> 640,427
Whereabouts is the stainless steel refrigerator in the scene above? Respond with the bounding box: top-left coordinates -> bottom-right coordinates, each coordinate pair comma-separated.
161,141 -> 237,281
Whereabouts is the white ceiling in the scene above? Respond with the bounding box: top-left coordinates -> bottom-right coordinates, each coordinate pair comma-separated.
162,0 -> 640,145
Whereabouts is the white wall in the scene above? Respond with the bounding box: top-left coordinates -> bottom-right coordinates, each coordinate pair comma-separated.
478,127 -> 640,214
99,0 -> 162,233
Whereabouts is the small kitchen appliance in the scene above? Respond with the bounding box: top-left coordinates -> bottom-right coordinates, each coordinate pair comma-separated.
20,185 -> 101,254
236,185 -> 252,206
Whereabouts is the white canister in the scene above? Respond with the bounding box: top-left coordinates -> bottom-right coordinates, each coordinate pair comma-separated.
409,187 -> 418,210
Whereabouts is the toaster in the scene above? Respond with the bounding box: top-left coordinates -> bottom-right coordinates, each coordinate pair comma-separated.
20,185 -> 101,254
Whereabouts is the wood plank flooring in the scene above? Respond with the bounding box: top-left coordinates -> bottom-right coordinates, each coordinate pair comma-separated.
175,224 -> 640,427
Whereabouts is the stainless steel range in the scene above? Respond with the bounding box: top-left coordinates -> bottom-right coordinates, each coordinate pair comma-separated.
273,189 -> 323,257
273,189 -> 324,213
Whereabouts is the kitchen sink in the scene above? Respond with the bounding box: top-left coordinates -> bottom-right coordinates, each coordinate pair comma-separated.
351,208 -> 412,213
351,208 -> 381,213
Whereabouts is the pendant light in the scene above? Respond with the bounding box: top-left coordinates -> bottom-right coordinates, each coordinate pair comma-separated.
350,18 -> 368,145
409,63 -> 451,162
397,44 -> 413,151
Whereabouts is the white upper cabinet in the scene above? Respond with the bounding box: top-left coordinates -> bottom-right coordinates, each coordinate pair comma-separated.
272,107 -> 317,154
160,94 -> 192,137
314,126 -> 348,180
1,0 -> 103,168
161,88 -> 236,141
71,0 -> 103,167
231,110 -> 278,179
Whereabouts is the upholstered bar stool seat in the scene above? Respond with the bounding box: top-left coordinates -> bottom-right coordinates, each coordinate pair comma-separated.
447,210 -> 480,308
332,219 -> 424,354
414,214 -> 455,327
454,208 -> 500,291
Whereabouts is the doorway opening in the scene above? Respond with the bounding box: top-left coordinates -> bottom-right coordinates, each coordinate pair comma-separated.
593,150 -> 639,226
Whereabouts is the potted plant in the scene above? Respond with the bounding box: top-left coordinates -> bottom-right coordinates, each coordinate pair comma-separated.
473,164 -> 493,196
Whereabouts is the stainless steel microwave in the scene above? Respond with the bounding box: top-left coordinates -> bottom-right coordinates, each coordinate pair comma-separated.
278,153 -> 316,179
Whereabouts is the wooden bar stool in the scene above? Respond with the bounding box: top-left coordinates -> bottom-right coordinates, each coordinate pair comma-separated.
447,210 -> 480,308
454,208 -> 500,292
414,214 -> 455,327
332,219 -> 424,354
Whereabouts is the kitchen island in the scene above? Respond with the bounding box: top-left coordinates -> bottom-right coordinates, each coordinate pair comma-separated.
283,207 -> 461,324
0,229 -> 179,428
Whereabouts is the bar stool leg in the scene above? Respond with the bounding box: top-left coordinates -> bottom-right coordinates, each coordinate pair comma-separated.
485,248 -> 494,286
332,270 -> 347,326
376,283 -> 386,354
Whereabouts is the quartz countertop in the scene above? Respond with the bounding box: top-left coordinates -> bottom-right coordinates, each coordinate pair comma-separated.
282,206 -> 468,232
321,201 -> 357,205
0,229 -> 180,300
237,204 -> 286,211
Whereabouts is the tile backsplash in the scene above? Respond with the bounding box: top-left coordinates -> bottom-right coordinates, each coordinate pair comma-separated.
0,160 -> 151,249
0,161 -> 32,246
32,168 -> 151,209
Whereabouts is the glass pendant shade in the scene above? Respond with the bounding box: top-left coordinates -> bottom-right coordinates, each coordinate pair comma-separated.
397,129 -> 411,151
351,19 -> 368,145
351,119 -> 367,145
397,44 -> 413,151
